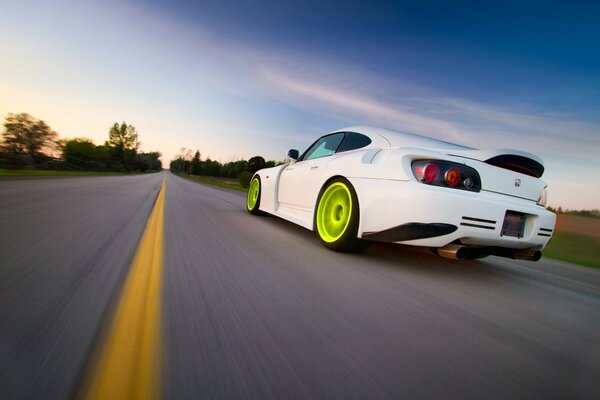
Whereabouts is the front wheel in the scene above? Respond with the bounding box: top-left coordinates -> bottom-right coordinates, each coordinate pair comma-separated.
247,176 -> 263,215
315,178 -> 370,253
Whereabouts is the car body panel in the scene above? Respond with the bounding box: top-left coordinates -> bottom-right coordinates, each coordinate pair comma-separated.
252,126 -> 556,251
350,177 -> 555,248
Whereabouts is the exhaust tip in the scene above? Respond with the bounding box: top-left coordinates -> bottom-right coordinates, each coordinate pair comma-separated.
490,248 -> 543,262
512,249 -> 542,262
436,244 -> 470,260
455,246 -> 470,260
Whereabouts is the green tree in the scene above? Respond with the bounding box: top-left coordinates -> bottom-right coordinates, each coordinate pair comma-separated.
108,122 -> 138,166
60,137 -> 112,169
248,156 -> 266,173
204,158 -> 221,176
170,157 -> 186,173
132,152 -> 162,171
237,171 -> 253,188
221,160 -> 248,178
2,112 -> 58,156
93,145 -> 111,166
60,138 -> 96,162
169,148 -> 192,174
190,150 -> 202,175
176,148 -> 193,174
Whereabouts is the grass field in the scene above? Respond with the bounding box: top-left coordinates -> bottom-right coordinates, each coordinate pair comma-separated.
180,174 -> 247,192
0,169 -> 128,177
555,214 -> 600,237
543,232 -> 600,269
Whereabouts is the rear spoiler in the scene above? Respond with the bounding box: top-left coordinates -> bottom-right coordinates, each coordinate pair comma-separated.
484,154 -> 544,178
446,149 -> 545,178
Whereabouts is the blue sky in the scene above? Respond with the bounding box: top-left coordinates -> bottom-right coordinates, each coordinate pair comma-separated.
1,0 -> 599,209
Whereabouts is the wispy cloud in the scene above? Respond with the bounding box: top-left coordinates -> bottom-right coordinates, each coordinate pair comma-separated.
103,0 -> 598,160
252,65 -> 597,155
258,68 -> 462,136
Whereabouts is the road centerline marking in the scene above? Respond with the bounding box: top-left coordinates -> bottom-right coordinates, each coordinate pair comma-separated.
81,177 -> 166,400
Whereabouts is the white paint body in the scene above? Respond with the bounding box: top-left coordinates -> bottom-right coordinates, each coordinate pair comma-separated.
254,126 -> 556,250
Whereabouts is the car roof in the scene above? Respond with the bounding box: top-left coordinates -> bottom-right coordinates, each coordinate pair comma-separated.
331,126 -> 473,150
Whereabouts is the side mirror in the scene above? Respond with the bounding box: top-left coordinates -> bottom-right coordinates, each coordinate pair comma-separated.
287,149 -> 299,161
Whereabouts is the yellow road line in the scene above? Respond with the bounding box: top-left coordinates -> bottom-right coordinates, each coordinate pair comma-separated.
82,177 -> 166,400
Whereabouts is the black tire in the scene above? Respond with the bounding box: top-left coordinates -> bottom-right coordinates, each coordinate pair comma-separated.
314,177 -> 371,253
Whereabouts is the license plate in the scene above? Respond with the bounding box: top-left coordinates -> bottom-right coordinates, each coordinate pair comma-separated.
501,211 -> 525,238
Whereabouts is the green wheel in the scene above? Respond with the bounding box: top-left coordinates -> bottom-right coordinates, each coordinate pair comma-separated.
247,176 -> 262,215
315,178 -> 370,252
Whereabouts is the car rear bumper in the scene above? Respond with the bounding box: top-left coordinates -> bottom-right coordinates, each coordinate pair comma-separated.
349,177 -> 556,249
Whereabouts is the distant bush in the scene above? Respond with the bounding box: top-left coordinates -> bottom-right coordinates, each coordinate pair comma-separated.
237,171 -> 253,188
221,160 -> 248,178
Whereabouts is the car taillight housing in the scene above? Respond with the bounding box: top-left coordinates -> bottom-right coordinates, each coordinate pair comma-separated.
537,186 -> 547,207
412,160 -> 481,192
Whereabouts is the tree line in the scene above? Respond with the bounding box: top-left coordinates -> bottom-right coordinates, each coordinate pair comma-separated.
546,206 -> 600,218
169,149 -> 281,187
0,112 -> 161,172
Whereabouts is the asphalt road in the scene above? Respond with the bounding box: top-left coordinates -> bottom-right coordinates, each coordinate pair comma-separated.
1,172 -> 599,399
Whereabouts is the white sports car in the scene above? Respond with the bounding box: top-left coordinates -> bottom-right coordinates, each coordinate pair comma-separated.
246,126 -> 556,261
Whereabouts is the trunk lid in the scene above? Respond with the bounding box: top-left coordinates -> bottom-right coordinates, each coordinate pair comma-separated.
446,149 -> 546,201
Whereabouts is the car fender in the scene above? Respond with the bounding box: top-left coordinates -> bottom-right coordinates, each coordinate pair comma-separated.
253,165 -> 286,214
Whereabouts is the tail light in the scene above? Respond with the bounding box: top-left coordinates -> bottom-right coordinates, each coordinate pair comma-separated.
445,168 -> 461,187
422,163 -> 440,183
412,160 -> 481,192
537,186 -> 547,207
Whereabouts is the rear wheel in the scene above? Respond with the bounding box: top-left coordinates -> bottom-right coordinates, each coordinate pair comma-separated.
247,176 -> 263,215
315,178 -> 370,252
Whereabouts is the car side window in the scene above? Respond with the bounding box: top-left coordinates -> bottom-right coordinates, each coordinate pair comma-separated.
301,133 -> 345,161
337,132 -> 372,153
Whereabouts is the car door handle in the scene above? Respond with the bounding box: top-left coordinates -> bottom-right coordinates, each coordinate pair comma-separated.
310,166 -> 319,170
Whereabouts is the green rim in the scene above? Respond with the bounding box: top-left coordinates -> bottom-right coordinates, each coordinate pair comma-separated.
247,177 -> 260,210
316,182 -> 352,242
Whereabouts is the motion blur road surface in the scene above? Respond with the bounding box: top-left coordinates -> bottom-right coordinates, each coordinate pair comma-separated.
1,172 -> 599,399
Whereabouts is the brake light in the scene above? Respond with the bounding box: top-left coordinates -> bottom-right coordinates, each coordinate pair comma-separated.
412,160 -> 481,192
423,163 -> 440,183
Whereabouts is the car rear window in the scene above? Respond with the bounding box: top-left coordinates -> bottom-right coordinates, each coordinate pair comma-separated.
337,132 -> 372,153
